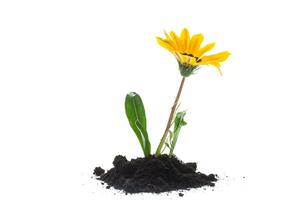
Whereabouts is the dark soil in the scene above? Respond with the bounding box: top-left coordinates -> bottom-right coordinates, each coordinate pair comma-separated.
94,155 -> 217,194
93,166 -> 105,176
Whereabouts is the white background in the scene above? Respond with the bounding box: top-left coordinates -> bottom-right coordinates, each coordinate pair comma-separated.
1,0 -> 300,199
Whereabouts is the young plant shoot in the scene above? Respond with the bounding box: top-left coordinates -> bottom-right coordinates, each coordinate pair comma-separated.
125,28 -> 230,158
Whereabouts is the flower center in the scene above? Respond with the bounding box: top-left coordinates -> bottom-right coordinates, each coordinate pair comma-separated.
180,52 -> 202,62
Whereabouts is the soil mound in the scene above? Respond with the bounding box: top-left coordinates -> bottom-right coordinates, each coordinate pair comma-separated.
94,155 -> 217,194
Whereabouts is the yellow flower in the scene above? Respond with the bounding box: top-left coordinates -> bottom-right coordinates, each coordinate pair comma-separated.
156,28 -> 230,77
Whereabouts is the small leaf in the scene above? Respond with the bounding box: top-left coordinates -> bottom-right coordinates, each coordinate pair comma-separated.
174,111 -> 187,131
165,142 -> 171,149
169,111 -> 187,158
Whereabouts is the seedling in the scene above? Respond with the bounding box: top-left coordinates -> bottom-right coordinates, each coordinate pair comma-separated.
125,28 -> 230,157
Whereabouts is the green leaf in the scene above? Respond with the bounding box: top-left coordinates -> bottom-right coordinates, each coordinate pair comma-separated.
165,142 -> 171,149
174,111 -> 187,132
125,92 -> 151,156
169,111 -> 187,158
135,120 -> 151,156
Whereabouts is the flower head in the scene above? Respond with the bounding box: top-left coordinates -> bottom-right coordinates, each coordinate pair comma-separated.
156,28 -> 230,77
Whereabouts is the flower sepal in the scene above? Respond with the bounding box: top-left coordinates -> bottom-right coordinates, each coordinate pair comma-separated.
178,62 -> 198,77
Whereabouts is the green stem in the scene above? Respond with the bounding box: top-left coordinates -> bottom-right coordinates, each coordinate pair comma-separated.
155,77 -> 186,156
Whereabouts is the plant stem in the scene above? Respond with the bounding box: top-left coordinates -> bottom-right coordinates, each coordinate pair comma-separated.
155,77 -> 186,156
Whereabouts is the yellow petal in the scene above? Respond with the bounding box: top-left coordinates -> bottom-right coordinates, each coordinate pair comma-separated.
164,31 -> 176,48
164,31 -> 171,41
199,52 -> 231,76
180,28 -> 190,52
196,42 -> 215,57
201,51 -> 230,63
156,37 -> 175,52
188,34 -> 204,55
170,31 -> 183,51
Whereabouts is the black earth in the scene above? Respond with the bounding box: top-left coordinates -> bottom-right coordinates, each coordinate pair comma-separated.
94,154 -> 217,194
